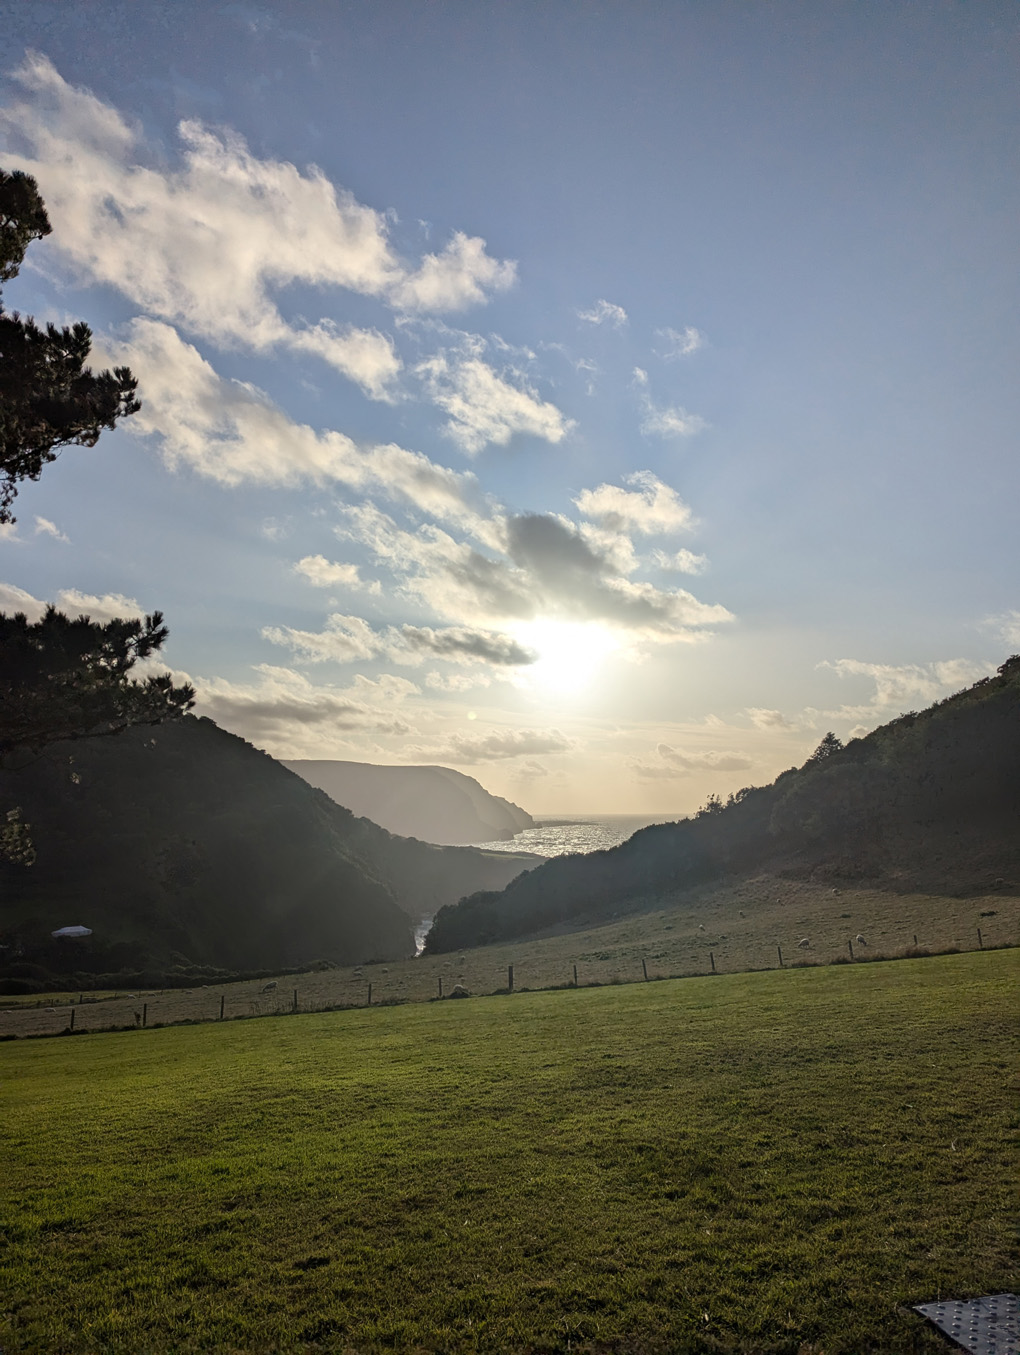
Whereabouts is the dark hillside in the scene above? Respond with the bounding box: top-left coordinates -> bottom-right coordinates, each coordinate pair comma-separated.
0,717 -> 531,980
425,657 -> 1020,952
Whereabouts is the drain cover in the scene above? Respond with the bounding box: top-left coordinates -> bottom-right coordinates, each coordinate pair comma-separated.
913,1294 -> 1019,1353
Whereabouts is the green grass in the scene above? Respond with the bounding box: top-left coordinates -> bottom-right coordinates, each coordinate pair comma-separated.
2,951 -> 1017,1354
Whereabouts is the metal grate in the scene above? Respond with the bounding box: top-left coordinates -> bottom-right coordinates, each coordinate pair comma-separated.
913,1294 -> 1019,1353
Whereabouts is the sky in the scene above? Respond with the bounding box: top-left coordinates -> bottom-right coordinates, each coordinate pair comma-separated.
1,1 -> 1018,815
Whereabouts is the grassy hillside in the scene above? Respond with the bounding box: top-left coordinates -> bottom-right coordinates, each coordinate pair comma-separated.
0,717 -> 533,983
2,951 -> 1016,1353
426,656 -> 1020,952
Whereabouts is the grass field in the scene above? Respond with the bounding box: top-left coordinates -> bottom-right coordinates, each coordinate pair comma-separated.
1,950 -> 1017,1353
2,875 -> 1017,1039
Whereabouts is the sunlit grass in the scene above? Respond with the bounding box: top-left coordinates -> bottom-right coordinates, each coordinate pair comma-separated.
1,950 -> 1017,1353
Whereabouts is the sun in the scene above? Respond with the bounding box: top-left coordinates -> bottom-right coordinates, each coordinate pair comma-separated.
513,619 -> 619,696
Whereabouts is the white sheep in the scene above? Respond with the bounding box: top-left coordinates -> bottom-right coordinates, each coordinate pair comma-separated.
855,934 -> 867,946
261,980 -> 278,993
698,923 -> 706,931
797,937 -> 810,949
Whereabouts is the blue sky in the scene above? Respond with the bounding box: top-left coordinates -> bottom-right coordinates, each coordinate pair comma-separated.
1,2 -> 1018,813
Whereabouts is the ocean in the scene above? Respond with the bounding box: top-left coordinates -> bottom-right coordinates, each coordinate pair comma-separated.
475,813 -> 681,858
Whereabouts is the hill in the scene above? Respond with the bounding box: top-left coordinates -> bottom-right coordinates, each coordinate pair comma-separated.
0,716 -> 534,982
283,759 -> 533,844
425,656 -> 1020,952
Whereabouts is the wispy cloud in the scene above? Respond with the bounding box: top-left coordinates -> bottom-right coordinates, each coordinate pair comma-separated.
110,320 -> 486,530
653,548 -> 708,575
408,726 -> 573,764
577,298 -> 628,327
263,610 -> 537,670
417,348 -> 573,454
34,516 -> 69,542
631,742 -> 753,779
980,610 -> 1020,649
656,325 -> 704,358
576,471 -> 694,535
293,555 -> 379,593
745,707 -> 796,730
632,368 -> 706,438
817,656 -> 992,719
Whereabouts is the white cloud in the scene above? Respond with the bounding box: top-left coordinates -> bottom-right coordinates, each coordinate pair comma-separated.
0,524 -> 21,543
1,53 -> 514,399
819,656 -> 993,715
577,298 -> 628,327
339,501 -> 733,645
112,320 -> 486,529
393,231 -> 517,311
576,471 -> 694,536
417,350 -> 573,454
656,326 -> 704,358
0,581 -> 44,617
0,583 -> 147,624
631,742 -> 753,779
409,727 -> 573,764
632,368 -> 707,438
293,555 -> 378,593
262,613 -> 379,665
653,547 -> 708,575
263,607 -> 537,670
746,708 -> 796,730
191,663 -> 414,752
981,610 -> 1020,649
396,624 -> 536,666
34,516 -> 69,542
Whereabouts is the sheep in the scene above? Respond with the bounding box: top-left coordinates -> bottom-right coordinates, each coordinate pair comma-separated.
261,980 -> 278,994
855,934 -> 867,946
698,923 -> 706,931
831,888 -> 840,896
797,937 -> 810,949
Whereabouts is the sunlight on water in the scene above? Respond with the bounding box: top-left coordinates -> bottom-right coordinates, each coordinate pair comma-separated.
475,814 -> 680,858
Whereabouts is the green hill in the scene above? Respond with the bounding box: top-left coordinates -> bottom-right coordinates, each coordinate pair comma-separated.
0,716 -> 534,983
425,656 -> 1020,953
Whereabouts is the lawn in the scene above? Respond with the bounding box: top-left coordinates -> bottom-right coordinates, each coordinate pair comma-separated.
1,950 -> 1017,1353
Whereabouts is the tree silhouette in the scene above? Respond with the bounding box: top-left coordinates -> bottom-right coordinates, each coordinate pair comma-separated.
0,607 -> 194,762
0,168 -> 139,522
807,731 -> 844,763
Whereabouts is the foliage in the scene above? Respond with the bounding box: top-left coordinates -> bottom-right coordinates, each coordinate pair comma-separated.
0,953 -> 1014,1353
0,169 -> 141,523
0,606 -> 195,760
806,730 -> 844,763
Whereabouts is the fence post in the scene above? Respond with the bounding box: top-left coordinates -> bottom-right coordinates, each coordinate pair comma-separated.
573,963 -> 578,987
293,989 -> 298,1012
142,1003 -> 147,1028
848,939 -> 854,959
438,976 -> 443,998
913,934 -> 918,946
710,951 -> 716,973
977,928 -> 983,949
219,994 -> 225,1020
642,958 -> 649,981
777,945 -> 784,968
508,964 -> 514,992
69,1006 -> 75,1031
367,983 -> 372,1005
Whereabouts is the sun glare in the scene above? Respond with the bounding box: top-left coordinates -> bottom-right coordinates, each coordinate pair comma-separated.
515,619 -> 619,696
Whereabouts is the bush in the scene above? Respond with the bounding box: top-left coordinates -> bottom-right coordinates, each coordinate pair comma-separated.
0,977 -> 44,994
